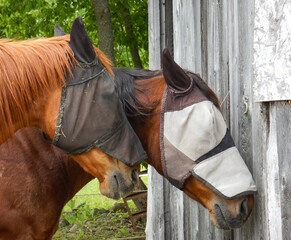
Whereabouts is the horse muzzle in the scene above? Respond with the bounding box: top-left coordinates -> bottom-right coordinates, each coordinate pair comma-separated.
100,169 -> 139,200
211,194 -> 254,230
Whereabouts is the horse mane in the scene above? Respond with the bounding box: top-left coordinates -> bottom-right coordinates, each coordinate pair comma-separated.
114,68 -> 220,117
113,68 -> 162,117
0,35 -> 112,143
94,46 -> 114,76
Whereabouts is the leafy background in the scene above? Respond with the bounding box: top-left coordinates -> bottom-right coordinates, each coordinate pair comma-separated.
0,0 -> 148,68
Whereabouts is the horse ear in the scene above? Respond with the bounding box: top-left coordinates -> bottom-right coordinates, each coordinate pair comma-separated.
162,48 -> 192,92
54,24 -> 67,36
70,16 -> 96,64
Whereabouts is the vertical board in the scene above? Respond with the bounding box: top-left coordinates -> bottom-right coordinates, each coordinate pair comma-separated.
264,104 -> 283,240
146,1 -> 165,240
275,102 -> 291,240
172,1 -> 201,240
148,0 -> 161,70
203,0 -> 230,124
173,0 -> 227,239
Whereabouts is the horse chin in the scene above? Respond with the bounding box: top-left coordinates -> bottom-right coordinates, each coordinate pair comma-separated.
99,183 -> 121,200
99,171 -> 137,200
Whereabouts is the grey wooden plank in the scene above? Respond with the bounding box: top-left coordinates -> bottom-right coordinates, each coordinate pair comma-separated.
145,167 -> 165,240
202,1 -> 231,238
172,0 -> 201,71
227,0 -> 257,239
250,102 -> 270,240
146,1 -> 165,239
148,0 -> 161,70
275,102 -> 291,240
231,0 -> 262,239
172,0 -> 229,239
172,1 -> 199,239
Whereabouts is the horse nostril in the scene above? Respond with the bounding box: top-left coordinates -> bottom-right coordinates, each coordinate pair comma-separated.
131,169 -> 139,183
240,199 -> 249,220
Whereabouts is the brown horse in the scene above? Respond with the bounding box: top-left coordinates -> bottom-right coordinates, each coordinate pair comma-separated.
0,128 -> 90,239
0,18 -> 143,201
0,55 -> 256,239
115,53 -> 256,230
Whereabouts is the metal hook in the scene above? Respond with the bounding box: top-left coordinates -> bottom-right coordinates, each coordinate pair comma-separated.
243,96 -> 248,115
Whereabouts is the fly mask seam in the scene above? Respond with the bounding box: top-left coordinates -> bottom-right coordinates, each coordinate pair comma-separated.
66,68 -> 106,86
53,85 -> 67,144
160,87 -> 169,177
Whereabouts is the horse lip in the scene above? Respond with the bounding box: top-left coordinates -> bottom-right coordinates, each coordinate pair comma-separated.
111,172 -> 135,199
214,204 -> 231,230
112,175 -> 121,200
112,191 -> 121,200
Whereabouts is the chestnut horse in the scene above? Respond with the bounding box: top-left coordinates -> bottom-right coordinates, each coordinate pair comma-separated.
0,17 -> 142,201
0,56 -> 256,239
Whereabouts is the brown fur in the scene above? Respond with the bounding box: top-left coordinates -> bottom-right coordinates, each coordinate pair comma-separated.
0,36 -> 74,143
0,67 -> 254,239
0,36 -> 113,144
0,128 -> 93,240
0,35 -> 139,223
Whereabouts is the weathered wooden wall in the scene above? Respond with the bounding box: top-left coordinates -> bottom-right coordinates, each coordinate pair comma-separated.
146,0 -> 291,239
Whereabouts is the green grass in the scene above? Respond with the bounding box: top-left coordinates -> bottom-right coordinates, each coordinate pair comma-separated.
64,175 -> 148,211
53,176 -> 148,240
63,179 -> 123,211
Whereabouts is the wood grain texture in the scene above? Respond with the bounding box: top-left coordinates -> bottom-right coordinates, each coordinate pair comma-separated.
253,0 -> 291,101
146,1 -> 165,239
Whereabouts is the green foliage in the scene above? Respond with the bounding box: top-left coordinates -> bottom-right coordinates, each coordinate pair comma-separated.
0,0 -> 96,39
0,0 -> 148,68
109,0 -> 148,68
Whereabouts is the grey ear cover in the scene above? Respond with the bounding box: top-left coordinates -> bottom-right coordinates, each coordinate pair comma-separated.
162,48 -> 192,92
70,16 -> 96,64
54,24 -> 67,36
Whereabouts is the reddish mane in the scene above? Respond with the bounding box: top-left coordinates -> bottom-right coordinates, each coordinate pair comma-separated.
0,35 -> 112,143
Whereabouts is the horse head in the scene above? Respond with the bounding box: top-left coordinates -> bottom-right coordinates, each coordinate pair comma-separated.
161,49 -> 256,229
0,17 -> 146,200
47,17 -> 148,199
115,49 -> 257,229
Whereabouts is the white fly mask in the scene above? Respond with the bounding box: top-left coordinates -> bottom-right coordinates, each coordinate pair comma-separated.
160,49 -> 257,199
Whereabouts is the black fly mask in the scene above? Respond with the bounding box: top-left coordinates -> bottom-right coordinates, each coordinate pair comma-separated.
46,17 -> 147,167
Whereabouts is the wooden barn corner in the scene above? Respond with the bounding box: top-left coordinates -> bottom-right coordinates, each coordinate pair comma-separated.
146,0 -> 291,239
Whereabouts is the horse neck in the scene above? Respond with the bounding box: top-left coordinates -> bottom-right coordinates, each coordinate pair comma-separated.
131,75 -> 166,175
0,38 -> 73,144
0,83 -> 62,145
63,156 -> 95,200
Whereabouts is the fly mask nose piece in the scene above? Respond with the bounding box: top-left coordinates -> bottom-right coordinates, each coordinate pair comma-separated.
160,48 -> 257,199
46,17 -> 147,167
